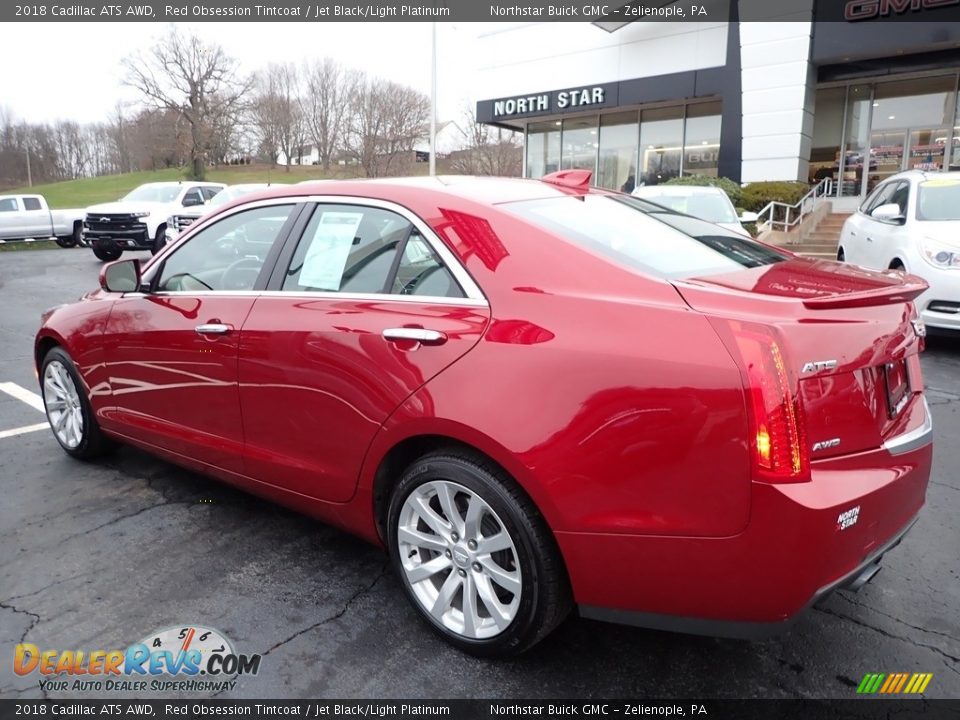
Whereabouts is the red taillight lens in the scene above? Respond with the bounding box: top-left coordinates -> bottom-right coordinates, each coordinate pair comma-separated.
723,321 -> 810,483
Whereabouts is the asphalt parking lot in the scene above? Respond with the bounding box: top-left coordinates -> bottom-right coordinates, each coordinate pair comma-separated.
0,247 -> 957,700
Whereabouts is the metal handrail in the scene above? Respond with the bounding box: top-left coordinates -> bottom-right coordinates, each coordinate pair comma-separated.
755,178 -> 833,234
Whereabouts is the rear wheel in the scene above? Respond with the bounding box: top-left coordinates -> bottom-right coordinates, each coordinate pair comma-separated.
890,260 -> 905,271
386,450 -> 571,657
40,347 -> 114,460
93,245 -> 122,262
837,248 -> 845,262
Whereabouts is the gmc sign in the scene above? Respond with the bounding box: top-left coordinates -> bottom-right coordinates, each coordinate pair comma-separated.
845,0 -> 960,20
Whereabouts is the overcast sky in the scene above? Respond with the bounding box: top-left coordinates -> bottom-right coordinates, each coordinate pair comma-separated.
0,22 -> 483,125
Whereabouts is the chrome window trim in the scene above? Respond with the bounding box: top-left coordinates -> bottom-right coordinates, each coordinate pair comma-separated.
137,289 -> 488,308
152,194 -> 486,303
883,398 -> 933,455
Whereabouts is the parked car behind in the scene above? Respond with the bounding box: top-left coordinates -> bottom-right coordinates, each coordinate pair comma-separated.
0,194 -> 85,247
164,183 -> 288,246
37,171 -> 932,657
632,184 -> 758,237
837,170 -> 960,331
84,181 -> 225,261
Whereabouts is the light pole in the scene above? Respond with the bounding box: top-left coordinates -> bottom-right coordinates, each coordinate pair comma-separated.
429,22 -> 437,177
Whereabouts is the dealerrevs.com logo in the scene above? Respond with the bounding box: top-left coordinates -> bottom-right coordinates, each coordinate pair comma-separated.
845,0 -> 960,21
14,625 -> 261,693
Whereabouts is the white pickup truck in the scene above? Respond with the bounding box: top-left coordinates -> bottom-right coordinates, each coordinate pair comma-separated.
84,181 -> 225,261
0,194 -> 85,247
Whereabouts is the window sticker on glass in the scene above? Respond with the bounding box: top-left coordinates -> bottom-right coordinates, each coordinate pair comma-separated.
299,211 -> 364,290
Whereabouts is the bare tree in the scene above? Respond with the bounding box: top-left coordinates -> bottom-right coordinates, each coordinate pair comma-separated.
122,27 -> 251,179
449,105 -> 522,177
345,76 -> 430,178
301,58 -> 357,172
250,63 -> 307,171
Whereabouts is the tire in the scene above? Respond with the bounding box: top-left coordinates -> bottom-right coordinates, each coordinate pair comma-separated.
55,235 -> 76,249
40,347 -> 114,460
837,248 -> 845,262
890,260 -> 905,271
93,245 -> 122,262
151,225 -> 167,256
386,450 -> 571,657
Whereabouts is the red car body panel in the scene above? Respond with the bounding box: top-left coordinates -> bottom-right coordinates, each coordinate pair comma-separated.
35,176 -> 933,635
237,296 -> 489,502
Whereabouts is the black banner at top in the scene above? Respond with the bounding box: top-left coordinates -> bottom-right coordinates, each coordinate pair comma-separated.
5,0 -> 960,23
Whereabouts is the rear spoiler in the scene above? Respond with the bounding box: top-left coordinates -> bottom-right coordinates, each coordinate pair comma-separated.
802,277 -> 928,309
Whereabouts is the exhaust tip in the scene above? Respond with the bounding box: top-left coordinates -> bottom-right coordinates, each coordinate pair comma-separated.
846,563 -> 882,593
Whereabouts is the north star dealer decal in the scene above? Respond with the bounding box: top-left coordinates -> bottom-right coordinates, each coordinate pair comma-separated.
845,0 -> 960,20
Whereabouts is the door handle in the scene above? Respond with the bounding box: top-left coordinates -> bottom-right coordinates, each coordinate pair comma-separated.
382,328 -> 447,345
195,323 -> 231,336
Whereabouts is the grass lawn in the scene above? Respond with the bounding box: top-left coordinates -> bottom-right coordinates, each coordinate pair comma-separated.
2,164 -> 381,209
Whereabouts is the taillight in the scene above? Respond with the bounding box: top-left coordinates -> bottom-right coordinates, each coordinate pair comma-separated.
719,320 -> 810,483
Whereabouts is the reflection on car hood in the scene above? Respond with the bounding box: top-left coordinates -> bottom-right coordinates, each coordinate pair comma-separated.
917,221 -> 960,248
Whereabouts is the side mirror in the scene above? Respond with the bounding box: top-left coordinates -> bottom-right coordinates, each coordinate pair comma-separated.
871,203 -> 905,224
99,259 -> 143,293
182,194 -> 203,207
738,211 -> 759,223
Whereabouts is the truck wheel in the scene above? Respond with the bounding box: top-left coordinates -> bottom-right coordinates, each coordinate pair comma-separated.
55,236 -> 76,248
93,245 -> 122,262
151,225 -> 167,255
55,223 -> 82,248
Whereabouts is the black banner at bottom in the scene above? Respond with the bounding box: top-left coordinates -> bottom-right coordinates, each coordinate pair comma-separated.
1,700 -> 960,720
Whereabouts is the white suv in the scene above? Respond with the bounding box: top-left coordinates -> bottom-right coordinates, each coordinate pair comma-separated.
84,181 -> 225,261
838,170 -> 960,331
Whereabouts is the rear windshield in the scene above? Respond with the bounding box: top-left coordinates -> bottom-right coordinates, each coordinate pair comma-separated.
916,178 -> 960,221
505,195 -> 787,279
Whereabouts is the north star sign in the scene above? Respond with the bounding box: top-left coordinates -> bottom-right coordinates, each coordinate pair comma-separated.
493,86 -> 610,119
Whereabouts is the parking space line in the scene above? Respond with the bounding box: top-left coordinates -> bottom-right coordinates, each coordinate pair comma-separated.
0,422 -> 49,440
0,382 -> 45,413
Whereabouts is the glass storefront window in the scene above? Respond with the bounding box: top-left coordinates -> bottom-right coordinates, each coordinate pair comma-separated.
683,102 -> 721,177
638,107 -> 683,186
597,112 -> 639,192
841,83 -> 872,197
526,121 -> 561,178
560,117 -> 598,173
810,87 -> 846,185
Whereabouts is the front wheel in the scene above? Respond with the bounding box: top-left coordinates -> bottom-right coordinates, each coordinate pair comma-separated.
93,245 -> 122,262
40,347 -> 114,459
151,225 -> 167,255
386,450 -> 571,657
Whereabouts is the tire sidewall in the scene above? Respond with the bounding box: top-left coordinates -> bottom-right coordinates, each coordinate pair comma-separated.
386,455 -> 546,656
93,245 -> 121,262
41,348 -> 97,458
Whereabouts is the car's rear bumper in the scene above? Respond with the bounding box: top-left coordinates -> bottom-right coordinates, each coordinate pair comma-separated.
559,397 -> 932,636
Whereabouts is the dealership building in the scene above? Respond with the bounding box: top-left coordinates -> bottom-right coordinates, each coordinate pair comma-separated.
474,1 -> 960,209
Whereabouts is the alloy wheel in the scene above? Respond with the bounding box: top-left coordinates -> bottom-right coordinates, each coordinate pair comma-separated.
397,480 -> 522,640
43,360 -> 84,449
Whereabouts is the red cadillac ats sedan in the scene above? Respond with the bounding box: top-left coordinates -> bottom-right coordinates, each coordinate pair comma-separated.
35,172 -> 933,656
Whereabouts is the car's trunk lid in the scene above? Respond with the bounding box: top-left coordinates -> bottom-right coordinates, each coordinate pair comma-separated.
673,258 -> 928,460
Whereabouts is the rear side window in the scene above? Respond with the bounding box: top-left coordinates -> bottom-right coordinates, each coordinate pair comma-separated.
281,205 -> 466,298
282,205 -> 411,293
22,197 -> 42,211
505,195 -> 788,280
